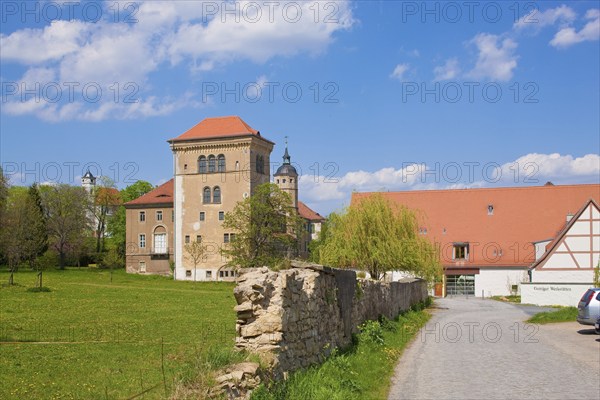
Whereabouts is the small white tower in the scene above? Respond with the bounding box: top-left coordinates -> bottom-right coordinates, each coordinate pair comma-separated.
81,170 -> 96,193
274,138 -> 298,210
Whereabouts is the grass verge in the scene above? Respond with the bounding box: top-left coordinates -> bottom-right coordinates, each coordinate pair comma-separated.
490,295 -> 521,303
527,306 -> 578,324
251,300 -> 432,400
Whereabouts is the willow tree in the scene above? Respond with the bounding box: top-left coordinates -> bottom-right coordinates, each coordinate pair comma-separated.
319,194 -> 442,282
221,183 -> 302,269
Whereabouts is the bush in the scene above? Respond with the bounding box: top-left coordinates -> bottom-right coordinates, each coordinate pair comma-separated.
357,320 -> 384,346
35,250 -> 60,270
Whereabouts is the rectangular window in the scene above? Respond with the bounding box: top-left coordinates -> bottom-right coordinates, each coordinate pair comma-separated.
139,234 -> 146,248
196,235 -> 202,243
224,233 -> 230,243
139,211 -> 146,222
172,211 -> 174,222
230,233 -> 236,242
200,212 -> 205,221
156,210 -> 163,221
206,271 -> 212,279
219,270 -> 224,278
185,235 -> 190,244
139,261 -> 146,273
186,270 -> 192,277
453,244 -> 469,260
219,211 -> 224,221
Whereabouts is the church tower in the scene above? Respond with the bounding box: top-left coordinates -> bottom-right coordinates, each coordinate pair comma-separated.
274,140 -> 298,209
81,170 -> 96,194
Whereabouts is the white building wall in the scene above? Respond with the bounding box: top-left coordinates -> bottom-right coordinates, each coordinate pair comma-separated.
521,283 -> 593,306
174,175 -> 185,280
532,269 -> 594,283
474,268 -> 529,297
534,240 -> 552,261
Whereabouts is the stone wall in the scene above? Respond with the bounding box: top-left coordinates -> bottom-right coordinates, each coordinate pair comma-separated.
233,262 -> 427,376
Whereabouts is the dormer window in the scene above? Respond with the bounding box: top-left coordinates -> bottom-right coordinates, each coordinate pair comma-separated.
488,204 -> 494,215
453,243 -> 469,260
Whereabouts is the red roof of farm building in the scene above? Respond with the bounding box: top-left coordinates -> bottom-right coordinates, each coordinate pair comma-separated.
352,184 -> 600,270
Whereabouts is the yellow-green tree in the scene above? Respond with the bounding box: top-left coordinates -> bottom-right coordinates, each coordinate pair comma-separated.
319,194 -> 442,281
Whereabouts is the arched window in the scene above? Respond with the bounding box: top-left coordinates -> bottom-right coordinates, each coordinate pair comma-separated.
153,226 -> 167,254
208,155 -> 216,173
198,156 -> 207,174
213,186 -> 221,203
217,154 -> 226,172
203,187 -> 211,203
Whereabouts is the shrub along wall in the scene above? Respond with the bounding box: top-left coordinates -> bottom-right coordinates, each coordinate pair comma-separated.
233,262 -> 427,377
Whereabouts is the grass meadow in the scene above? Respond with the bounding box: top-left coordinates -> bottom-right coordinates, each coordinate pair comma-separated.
0,268 -> 237,399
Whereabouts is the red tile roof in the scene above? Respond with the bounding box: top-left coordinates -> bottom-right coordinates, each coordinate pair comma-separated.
125,179 -> 174,207
169,116 -> 272,143
298,201 -> 325,221
352,184 -> 600,269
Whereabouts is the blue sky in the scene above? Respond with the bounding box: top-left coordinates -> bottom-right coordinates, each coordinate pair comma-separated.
1,1 -> 599,214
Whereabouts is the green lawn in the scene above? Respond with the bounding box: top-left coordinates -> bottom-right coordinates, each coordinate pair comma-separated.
0,268 -> 237,399
526,306 -> 578,324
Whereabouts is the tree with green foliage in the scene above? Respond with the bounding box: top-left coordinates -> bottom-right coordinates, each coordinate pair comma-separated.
184,239 -> 206,281
90,176 -> 120,253
25,184 -> 49,268
108,180 -> 154,257
319,194 -> 442,282
0,167 -> 9,264
308,220 -> 329,263
42,185 -> 91,269
1,186 -> 48,283
594,261 -> 600,287
221,183 -> 302,269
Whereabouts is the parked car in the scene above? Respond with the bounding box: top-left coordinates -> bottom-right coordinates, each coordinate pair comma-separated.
577,288 -> 600,325
595,316 -> 600,334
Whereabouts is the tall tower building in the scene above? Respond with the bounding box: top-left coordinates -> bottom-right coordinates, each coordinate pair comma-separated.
168,116 -> 274,281
81,170 -> 96,193
274,140 -> 298,210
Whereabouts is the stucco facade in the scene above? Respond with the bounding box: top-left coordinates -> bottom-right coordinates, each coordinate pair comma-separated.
170,134 -> 273,281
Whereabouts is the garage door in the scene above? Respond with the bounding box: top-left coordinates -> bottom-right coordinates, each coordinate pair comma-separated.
446,275 -> 475,295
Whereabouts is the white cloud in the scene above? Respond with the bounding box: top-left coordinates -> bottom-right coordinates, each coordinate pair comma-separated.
550,9 -> 600,48
514,5 -> 576,31
300,153 -> 600,214
0,0 -> 355,122
0,20 -> 92,64
467,33 -> 518,81
433,58 -> 460,81
390,63 -> 410,81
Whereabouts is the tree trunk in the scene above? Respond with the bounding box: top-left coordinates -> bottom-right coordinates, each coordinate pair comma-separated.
59,250 -> 66,270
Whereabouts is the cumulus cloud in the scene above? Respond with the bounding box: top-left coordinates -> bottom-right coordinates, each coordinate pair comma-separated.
433,58 -> 460,81
299,153 -> 600,214
0,0 -> 355,121
390,63 -> 410,81
550,9 -> 600,48
466,33 -> 518,81
513,5 -> 576,31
